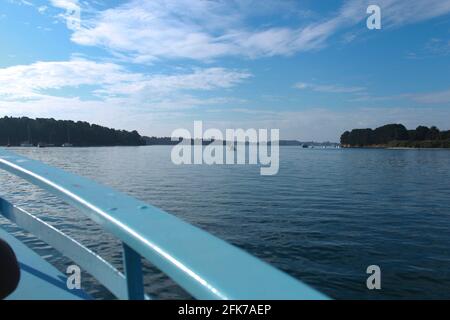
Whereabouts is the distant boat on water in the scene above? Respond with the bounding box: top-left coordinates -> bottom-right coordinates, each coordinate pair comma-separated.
61,127 -> 73,147
20,142 -> 33,147
21,124 -> 34,147
37,142 -> 55,148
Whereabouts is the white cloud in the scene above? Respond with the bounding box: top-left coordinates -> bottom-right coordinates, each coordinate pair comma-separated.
424,38 -> 450,57
101,67 -> 251,97
410,88 -> 450,104
0,59 -> 250,100
294,82 -> 366,93
377,0 -> 450,27
48,0 -> 450,62
38,5 -> 48,13
0,59 -> 141,99
50,0 -> 79,11
9,0 -> 33,6
68,0 -> 346,61
347,87 -> 450,105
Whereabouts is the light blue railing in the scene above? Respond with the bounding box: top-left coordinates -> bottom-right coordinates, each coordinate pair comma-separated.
0,148 -> 328,300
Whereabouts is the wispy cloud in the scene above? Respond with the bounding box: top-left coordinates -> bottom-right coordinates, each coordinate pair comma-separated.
0,59 -> 140,100
347,87 -> 450,105
37,5 -> 48,14
66,0 -> 345,61
424,38 -> 450,57
9,0 -> 33,6
294,82 -> 366,94
407,38 -> 450,59
0,59 -> 250,100
48,0 -> 450,62
99,67 -> 251,98
50,0 -> 79,11
410,88 -> 450,104
377,0 -> 450,27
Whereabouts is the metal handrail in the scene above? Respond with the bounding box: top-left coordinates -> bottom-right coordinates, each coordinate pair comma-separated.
0,197 -> 129,299
0,148 -> 328,300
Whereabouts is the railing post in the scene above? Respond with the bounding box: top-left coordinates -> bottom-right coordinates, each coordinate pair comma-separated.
122,242 -> 145,300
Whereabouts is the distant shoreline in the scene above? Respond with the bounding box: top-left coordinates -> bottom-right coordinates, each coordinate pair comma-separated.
7,143 -> 341,148
341,145 -> 450,150
1,117 -> 340,148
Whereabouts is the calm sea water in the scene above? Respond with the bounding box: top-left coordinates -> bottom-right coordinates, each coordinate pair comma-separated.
1,146 -> 450,299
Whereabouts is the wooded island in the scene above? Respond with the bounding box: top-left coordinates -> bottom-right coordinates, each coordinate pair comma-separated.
341,124 -> 450,148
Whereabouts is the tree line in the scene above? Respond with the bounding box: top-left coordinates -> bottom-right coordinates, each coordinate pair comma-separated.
341,124 -> 450,148
0,117 -> 145,146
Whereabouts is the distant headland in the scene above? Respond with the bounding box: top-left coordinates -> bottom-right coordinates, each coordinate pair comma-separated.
341,124 -> 450,148
0,116 -> 337,147
0,116 -> 145,147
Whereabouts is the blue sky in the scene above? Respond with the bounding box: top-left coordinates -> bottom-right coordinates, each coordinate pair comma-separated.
0,0 -> 449,141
